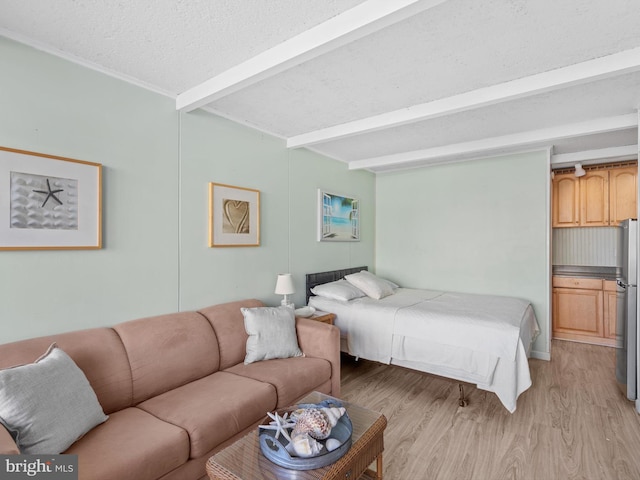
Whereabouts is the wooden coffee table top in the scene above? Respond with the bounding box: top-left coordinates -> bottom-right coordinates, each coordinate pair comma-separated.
206,391 -> 387,480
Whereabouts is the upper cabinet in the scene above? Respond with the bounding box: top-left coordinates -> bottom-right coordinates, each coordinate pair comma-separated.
581,170 -> 609,227
552,174 -> 580,227
553,164 -> 637,228
610,166 -> 638,225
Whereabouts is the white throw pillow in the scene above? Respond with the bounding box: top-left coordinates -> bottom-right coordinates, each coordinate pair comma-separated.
0,343 -> 108,454
311,279 -> 366,301
344,270 -> 396,300
242,306 -> 303,364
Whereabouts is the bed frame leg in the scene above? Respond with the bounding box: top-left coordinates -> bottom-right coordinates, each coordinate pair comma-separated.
458,384 -> 468,407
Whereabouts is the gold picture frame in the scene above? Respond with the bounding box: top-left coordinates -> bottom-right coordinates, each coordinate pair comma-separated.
0,146 -> 102,250
209,182 -> 260,247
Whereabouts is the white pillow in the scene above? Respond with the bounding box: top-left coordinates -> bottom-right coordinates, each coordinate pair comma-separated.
311,279 -> 366,301
344,271 -> 396,300
242,306 -> 303,364
0,343 -> 108,454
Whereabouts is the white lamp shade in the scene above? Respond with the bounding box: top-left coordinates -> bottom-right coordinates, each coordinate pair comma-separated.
275,274 -> 295,295
574,163 -> 586,177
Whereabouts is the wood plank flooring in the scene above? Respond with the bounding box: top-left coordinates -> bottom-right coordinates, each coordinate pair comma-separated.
340,340 -> 640,480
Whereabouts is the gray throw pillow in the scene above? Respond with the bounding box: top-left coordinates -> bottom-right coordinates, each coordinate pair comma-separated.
242,306 -> 303,364
0,343 -> 108,454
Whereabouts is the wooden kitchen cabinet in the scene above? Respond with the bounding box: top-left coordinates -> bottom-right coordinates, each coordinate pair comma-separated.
609,166 -> 638,226
552,164 -> 637,228
603,280 -> 618,341
552,276 -> 616,347
580,170 -> 609,226
552,173 -> 580,227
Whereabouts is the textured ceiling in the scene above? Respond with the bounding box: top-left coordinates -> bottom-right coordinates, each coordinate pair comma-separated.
1,0 -> 639,172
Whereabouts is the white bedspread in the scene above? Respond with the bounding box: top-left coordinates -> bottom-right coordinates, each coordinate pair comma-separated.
309,288 -> 540,413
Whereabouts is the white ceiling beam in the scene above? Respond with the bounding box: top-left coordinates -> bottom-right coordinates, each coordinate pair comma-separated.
176,0 -> 448,112
289,46 -> 640,148
349,113 -> 639,170
551,145 -> 638,166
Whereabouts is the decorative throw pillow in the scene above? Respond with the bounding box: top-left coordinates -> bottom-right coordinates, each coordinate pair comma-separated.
344,270 -> 397,300
311,279 -> 366,301
242,306 -> 303,365
0,343 -> 108,454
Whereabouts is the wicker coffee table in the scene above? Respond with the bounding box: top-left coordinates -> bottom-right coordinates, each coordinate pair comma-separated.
206,391 -> 387,480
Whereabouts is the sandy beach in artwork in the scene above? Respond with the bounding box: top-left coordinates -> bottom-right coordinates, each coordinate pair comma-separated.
324,217 -> 354,239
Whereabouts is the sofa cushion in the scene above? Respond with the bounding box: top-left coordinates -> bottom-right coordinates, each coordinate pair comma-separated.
0,328 -> 132,414
65,407 -> 189,480
242,306 -> 303,364
114,311 -> 220,404
0,344 -> 108,454
198,299 -> 264,369
137,371 -> 276,458
225,356 -> 332,408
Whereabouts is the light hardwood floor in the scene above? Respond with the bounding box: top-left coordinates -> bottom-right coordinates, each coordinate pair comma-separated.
340,340 -> 640,480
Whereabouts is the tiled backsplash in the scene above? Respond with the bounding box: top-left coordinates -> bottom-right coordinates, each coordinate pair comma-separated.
552,227 -> 619,266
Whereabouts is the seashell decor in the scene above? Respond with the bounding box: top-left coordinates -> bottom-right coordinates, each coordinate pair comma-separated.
261,405 -> 347,458
290,407 -> 346,440
289,432 -> 323,457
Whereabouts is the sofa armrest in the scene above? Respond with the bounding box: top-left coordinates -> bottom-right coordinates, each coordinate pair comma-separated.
0,426 -> 19,455
295,318 -> 341,398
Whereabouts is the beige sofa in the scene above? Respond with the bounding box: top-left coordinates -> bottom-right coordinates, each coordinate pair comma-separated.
0,299 -> 341,480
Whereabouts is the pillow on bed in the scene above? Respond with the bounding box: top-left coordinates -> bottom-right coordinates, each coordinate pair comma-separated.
344,270 -> 396,300
311,279 -> 366,301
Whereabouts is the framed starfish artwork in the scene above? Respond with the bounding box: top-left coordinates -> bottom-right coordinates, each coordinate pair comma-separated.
0,146 -> 102,250
209,182 -> 260,247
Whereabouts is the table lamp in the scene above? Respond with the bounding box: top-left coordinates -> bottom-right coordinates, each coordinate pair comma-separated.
275,273 -> 295,309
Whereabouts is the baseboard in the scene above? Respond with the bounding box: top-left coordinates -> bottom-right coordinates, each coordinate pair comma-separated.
530,350 -> 551,361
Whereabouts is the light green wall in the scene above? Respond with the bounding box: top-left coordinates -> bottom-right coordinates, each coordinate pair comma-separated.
376,152 -> 551,357
178,112 -> 375,310
0,37 -> 375,342
1,36 -> 548,356
0,37 -> 180,342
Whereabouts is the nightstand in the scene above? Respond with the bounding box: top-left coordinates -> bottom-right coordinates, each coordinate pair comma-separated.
303,310 -> 336,325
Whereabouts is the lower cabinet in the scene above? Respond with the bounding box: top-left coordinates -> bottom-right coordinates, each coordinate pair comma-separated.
603,280 -> 618,341
552,276 -> 617,347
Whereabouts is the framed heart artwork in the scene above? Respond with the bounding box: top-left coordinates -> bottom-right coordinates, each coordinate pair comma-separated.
208,183 -> 260,247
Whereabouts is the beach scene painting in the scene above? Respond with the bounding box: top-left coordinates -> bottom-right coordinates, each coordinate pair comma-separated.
317,189 -> 360,242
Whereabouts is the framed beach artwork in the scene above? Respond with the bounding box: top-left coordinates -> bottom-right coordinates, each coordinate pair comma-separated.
317,189 -> 360,242
0,146 -> 102,250
209,182 -> 260,247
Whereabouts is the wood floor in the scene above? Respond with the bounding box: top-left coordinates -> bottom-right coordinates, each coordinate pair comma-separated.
340,340 -> 640,480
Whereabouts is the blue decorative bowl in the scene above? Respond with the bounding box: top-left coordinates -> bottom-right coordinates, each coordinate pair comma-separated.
258,404 -> 353,470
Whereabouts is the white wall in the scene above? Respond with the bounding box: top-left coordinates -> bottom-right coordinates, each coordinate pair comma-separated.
375,151 -> 551,357
0,37 -> 375,342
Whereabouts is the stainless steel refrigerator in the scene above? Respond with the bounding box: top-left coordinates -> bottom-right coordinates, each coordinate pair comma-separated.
616,218 -> 638,406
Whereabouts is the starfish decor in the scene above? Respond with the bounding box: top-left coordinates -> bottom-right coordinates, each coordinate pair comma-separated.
33,179 -> 64,207
260,411 -> 296,442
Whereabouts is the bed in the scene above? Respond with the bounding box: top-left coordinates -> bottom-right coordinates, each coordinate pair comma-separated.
306,267 -> 540,413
